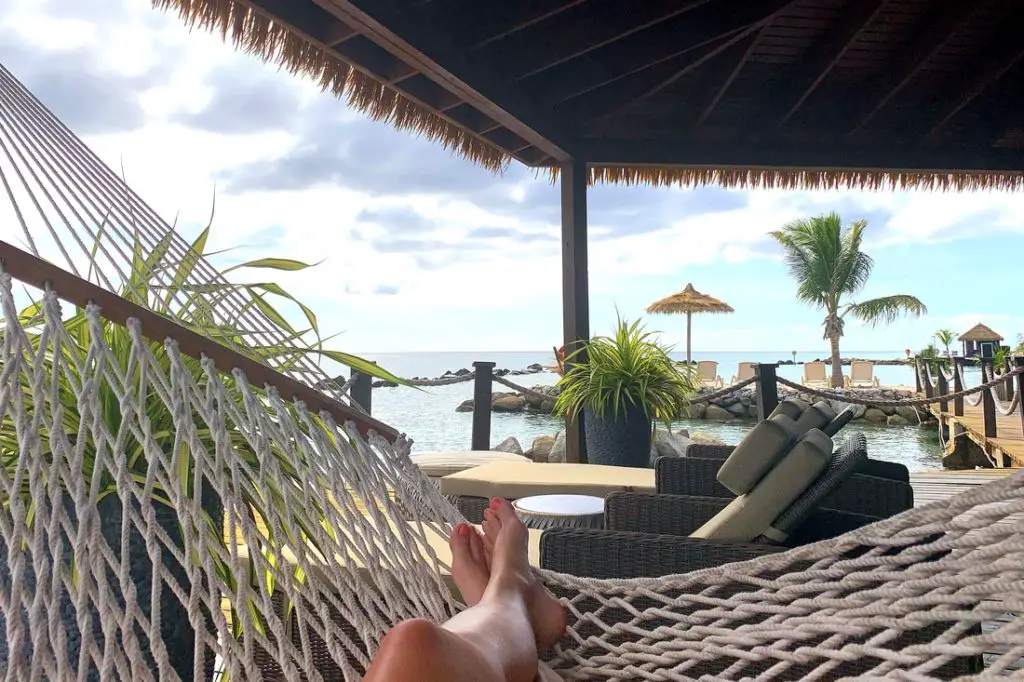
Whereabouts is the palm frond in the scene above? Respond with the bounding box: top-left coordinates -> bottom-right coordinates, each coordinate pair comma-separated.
832,219 -> 873,296
845,295 -> 928,326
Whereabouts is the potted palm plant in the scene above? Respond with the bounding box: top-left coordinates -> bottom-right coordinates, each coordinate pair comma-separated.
554,318 -> 698,467
0,226 -> 403,677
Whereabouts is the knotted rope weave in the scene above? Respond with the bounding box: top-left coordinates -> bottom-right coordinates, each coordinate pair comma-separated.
1,274 -> 1023,680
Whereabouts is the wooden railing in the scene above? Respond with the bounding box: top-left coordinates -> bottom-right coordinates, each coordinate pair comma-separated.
917,355 -> 1024,451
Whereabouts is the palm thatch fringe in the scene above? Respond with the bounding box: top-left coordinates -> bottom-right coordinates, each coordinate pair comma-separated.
154,0 -> 509,173
585,166 -> 1024,191
156,0 -> 1021,192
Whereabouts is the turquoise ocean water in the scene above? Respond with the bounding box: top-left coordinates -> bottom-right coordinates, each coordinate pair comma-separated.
358,350 -> 954,471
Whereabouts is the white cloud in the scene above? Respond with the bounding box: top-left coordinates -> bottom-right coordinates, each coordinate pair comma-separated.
1,0 -> 1022,356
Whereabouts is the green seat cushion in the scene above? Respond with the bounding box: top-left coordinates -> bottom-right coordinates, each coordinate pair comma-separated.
694,429 -> 833,542
770,398 -> 810,422
717,414 -> 799,495
793,401 -> 836,437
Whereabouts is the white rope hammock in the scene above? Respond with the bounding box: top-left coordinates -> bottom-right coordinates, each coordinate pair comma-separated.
1,59 -> 1023,681
2,273 -> 1023,680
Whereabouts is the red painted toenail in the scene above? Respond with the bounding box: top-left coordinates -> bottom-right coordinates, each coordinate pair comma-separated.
458,524 -> 469,537
490,498 -> 501,509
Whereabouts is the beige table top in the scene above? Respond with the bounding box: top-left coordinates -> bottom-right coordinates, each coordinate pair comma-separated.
440,461 -> 655,500
232,521 -> 542,602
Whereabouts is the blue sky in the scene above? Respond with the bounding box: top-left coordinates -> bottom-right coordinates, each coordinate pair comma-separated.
2,0 -> 1023,358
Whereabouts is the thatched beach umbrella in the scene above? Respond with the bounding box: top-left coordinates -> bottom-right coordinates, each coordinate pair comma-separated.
647,284 -> 734,364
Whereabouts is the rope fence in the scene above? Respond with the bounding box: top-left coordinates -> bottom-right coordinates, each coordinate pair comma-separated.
777,367 -> 1024,407
345,357 -> 1024,460
491,375 -> 555,402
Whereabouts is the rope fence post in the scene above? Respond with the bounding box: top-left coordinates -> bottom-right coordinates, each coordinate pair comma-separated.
936,361 -> 949,414
922,362 -> 934,399
914,358 -> 922,393
1016,356 -> 1024,437
471,361 -> 495,450
953,357 -> 964,417
350,368 -> 373,414
754,363 -> 778,421
981,359 -> 997,438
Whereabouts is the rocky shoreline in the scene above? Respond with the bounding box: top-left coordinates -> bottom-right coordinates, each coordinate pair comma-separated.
458,384 -> 935,427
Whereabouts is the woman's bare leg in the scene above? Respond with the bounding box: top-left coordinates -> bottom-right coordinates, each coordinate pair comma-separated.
363,503 -> 565,682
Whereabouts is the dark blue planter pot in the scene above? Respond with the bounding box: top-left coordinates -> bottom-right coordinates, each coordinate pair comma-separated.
0,491 -> 220,680
584,404 -> 652,468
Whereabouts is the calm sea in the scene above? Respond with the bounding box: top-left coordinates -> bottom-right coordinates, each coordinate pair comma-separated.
358,350 -> 950,471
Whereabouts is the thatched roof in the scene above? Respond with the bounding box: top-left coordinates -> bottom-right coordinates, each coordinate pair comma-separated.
959,323 -> 1003,342
647,284 -> 734,316
155,0 -> 1024,191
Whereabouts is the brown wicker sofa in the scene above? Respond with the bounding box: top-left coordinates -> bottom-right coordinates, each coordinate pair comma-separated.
657,446 -> 914,518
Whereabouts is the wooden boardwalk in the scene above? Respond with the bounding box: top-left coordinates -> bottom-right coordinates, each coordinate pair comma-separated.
927,401 -> 1024,468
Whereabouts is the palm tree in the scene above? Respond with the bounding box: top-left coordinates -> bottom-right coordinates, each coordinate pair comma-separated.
770,213 -> 927,387
934,329 -> 956,357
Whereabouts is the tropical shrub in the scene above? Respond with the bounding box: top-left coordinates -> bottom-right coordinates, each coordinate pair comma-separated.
554,317 -> 699,427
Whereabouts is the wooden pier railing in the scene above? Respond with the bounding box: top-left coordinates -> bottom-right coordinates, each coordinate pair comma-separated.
918,356 -> 1024,467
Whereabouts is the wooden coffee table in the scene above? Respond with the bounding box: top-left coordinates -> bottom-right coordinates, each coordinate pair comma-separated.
513,494 -> 605,530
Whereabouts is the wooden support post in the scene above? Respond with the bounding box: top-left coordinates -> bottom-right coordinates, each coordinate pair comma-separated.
914,358 -> 922,393
561,159 -> 589,464
471,361 -> 495,450
981,359 -> 997,438
936,362 -> 949,414
1015,356 -> 1024,437
952,357 -> 964,417
921,362 -> 934,398
350,369 -> 372,414
754,363 -> 779,421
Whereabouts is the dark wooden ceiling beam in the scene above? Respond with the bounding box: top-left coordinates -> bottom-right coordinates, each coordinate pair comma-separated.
393,74 -> 464,111
553,28 -> 753,124
928,32 -> 1024,139
506,0 -> 714,80
693,26 -> 767,129
247,0 -> 359,45
312,0 -> 580,161
584,137 -> 1024,173
850,1 -> 993,133
773,0 -> 889,129
540,0 -> 794,109
470,0 -> 591,49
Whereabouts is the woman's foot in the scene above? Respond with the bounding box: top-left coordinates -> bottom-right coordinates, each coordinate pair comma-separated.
482,499 -> 566,650
449,523 -> 490,606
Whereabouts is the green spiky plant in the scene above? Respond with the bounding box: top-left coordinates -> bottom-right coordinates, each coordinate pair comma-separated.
0,221 -> 405,677
554,317 -> 699,427
770,213 -> 928,388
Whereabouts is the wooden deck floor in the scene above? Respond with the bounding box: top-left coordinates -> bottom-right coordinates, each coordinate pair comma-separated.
909,466 -> 1020,505
928,401 -> 1024,468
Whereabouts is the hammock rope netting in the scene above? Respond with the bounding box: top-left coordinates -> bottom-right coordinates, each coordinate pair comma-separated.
1,59 -> 1024,682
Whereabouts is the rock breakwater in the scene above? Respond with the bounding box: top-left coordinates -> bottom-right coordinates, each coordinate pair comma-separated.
458,384 -> 934,427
